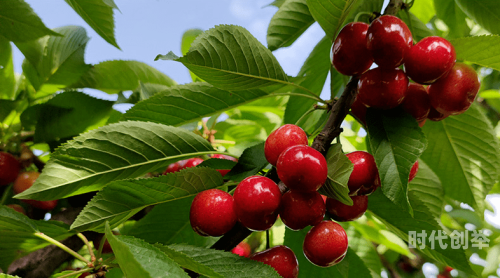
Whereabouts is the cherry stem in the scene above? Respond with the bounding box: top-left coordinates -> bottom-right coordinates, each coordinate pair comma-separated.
95,233 -> 107,260
266,230 -> 270,249
35,232 -> 92,266
57,267 -> 93,278
77,233 -> 96,263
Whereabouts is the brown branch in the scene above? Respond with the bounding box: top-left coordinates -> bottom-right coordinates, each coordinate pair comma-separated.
384,0 -> 404,16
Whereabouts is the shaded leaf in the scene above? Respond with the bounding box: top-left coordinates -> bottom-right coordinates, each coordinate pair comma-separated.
455,0 -> 500,35
319,143 -> 353,206
181,29 -> 203,82
306,0 -> 359,39
0,35 -> 16,100
408,160 -> 444,219
451,35 -> 500,72
409,0 -> 435,23
433,0 -> 470,39
224,142 -> 268,182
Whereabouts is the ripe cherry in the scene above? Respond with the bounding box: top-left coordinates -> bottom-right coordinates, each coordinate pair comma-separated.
249,245 -> 299,278
277,145 -> 328,192
231,241 -> 251,257
326,195 -> 368,222
211,154 -> 238,177
0,152 -> 20,186
233,176 -> 281,231
409,161 -> 419,182
303,220 -> 348,267
428,63 -> 480,115
356,172 -> 381,196
190,189 -> 237,237
427,106 -> 449,121
13,172 -> 58,211
265,124 -> 308,166
366,15 -> 413,69
182,158 -> 204,169
357,67 -> 409,110
6,204 -> 26,215
350,96 -> 367,125
163,162 -> 180,174
401,83 -> 431,122
78,272 -> 91,278
346,151 -> 378,193
404,36 -> 456,84
279,190 -> 325,230
332,22 -> 373,76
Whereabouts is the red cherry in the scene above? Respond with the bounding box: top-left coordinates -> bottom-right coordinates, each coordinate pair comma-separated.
409,161 -> 419,182
190,189 -> 237,237
418,119 -> 426,127
356,172 -> 381,196
401,83 -> 431,122
182,158 -> 204,169
357,67 -> 409,110
249,246 -> 299,278
427,106 -> 449,121
444,266 -> 454,272
6,204 -> 26,215
303,220 -> 348,267
233,176 -> 281,231
366,15 -> 413,69
277,145 -> 328,192
350,96 -> 367,125
23,199 -> 58,211
404,36 -> 456,84
428,63 -> 480,115
279,190 -> 325,230
163,162 -> 180,174
332,22 -> 373,76
78,272 -> 91,278
211,154 -> 238,177
346,151 -> 378,193
13,172 -> 59,211
231,241 -> 251,257
326,195 -> 368,222
265,124 -> 308,166
0,152 -> 20,186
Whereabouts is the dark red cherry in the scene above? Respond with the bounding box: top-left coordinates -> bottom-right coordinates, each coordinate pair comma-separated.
401,83 -> 431,122
211,154 -> 238,177
250,246 -> 299,278
265,124 -> 308,166
231,241 -> 251,257
163,162 -> 180,174
326,195 -> 368,222
350,96 -> 367,125
427,106 -> 449,121
6,204 -> 26,215
303,220 -> 348,267
346,151 -> 378,193
428,63 -> 480,115
190,189 -> 237,237
0,152 -> 20,186
182,158 -> 204,169
279,190 -> 325,230
356,172 -> 381,196
276,145 -> 328,192
357,67 -> 409,110
366,15 -> 413,69
332,22 -> 373,76
409,161 -> 419,182
13,172 -> 59,211
405,36 -> 456,84
233,176 -> 281,231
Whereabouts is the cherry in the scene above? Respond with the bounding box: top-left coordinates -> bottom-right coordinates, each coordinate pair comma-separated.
427,106 -> 449,121
78,272 -> 91,278
233,176 -> 281,231
249,245 -> 299,278
231,241 -> 251,257
366,15 -> 413,69
181,157 -> 204,169
211,154 -> 238,177
279,190 -> 325,230
303,220 -> 348,267
346,151 -> 378,193
428,63 -> 480,115
357,67 -> 409,110
332,22 -> 373,76
190,189 -> 237,236
6,204 -> 26,215
404,36 -> 456,84
350,96 -> 367,125
265,124 -> 308,166
444,266 -> 454,272
277,145 -> 328,192
326,195 -> 368,222
97,231 -> 119,254
356,172 -> 381,196
418,119 -> 426,127
401,83 -> 430,122
0,152 -> 20,186
13,172 -> 58,211
163,162 -> 180,174
409,161 -> 419,182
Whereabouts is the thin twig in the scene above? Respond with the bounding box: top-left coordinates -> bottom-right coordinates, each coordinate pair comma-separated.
35,232 -> 91,265
77,233 -> 96,264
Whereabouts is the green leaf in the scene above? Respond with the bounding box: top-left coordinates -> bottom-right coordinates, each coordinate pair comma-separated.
64,0 -> 120,49
155,25 -> 288,90
71,167 -> 223,232
284,36 -> 331,125
0,205 -> 38,232
224,142 -> 268,182
70,60 -> 176,94
0,35 -> 16,100
267,0 -> 315,51
158,244 -> 282,278
0,274 -> 21,278
409,0 -> 435,23
455,0 -> 500,35
420,104 -> 500,212
350,221 -> 413,257
0,0 -> 60,42
433,0 -> 470,39
21,91 -> 114,146
14,121 -> 215,201
451,35 -> 500,72
408,160 -> 444,219
198,158 -> 238,172
306,0 -> 359,39
483,244 -> 500,276
318,143 -> 353,206
367,109 -> 427,216
345,0 -> 384,23
125,197 -> 216,247
368,190 -> 475,275
104,223 -> 190,278
15,26 -> 91,95
345,226 -> 383,276
397,11 -> 434,42
181,29 -> 203,82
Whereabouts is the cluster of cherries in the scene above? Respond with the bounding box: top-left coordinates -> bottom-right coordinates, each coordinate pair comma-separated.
0,151 -> 58,215
332,15 -> 480,125
163,154 -> 237,176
